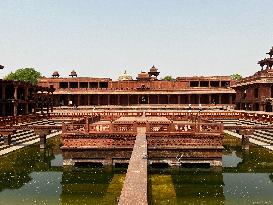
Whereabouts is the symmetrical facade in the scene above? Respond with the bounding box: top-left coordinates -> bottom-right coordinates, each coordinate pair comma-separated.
39,67 -> 236,107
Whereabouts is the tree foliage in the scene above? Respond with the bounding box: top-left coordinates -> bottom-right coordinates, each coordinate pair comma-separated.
231,73 -> 242,81
4,68 -> 42,85
162,75 -> 175,81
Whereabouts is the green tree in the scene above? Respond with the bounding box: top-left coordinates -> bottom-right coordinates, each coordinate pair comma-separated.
162,75 -> 175,81
231,73 -> 242,81
4,68 -> 42,85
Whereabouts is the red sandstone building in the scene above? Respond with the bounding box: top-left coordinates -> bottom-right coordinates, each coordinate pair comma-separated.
0,79 -> 54,117
38,66 -> 236,107
233,46 -> 273,112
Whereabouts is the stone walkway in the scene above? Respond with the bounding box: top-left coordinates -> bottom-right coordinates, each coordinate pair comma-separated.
119,127 -> 148,205
0,131 -> 62,156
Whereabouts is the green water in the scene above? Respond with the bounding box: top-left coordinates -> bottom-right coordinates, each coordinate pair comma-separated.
0,136 -> 273,205
0,138 -> 125,205
149,136 -> 273,205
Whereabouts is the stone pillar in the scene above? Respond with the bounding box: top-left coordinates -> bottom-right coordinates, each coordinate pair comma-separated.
77,95 -> 80,106
137,95 -> 140,105
88,95 -> 90,105
4,134 -> 12,146
229,94 -> 233,105
239,129 -> 253,150
118,95 -> 120,105
198,95 -> 201,104
24,87 -> 29,115
259,103 -> 265,112
127,95 -> 130,105
108,95 -> 110,105
50,92 -> 54,112
178,95 -> 181,104
46,92 -> 50,114
157,95 -> 159,104
167,95 -> 170,104
188,95 -> 191,104
41,91 -> 44,114
13,86 -> 18,116
34,129 -> 51,149
209,95 -> 212,104
1,85 -> 6,116
219,94 -> 222,104
148,95 -> 150,104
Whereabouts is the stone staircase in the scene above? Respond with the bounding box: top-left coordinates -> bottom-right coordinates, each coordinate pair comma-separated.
0,119 -> 62,151
214,118 -> 273,147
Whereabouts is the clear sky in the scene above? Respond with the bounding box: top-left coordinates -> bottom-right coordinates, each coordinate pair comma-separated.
0,0 -> 273,80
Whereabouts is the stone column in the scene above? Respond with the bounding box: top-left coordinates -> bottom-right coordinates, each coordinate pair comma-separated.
259,103 -> 265,111
50,92 -> 54,112
3,134 -> 12,145
88,95 -> 90,105
24,87 -> 29,115
148,95 -> 150,104
13,85 -> 18,116
1,84 -> 5,116
219,94 -> 222,104
137,95 -> 140,105
34,129 -> 51,149
209,94 -> 212,104
41,91 -> 44,114
118,95 -> 120,105
46,92 -> 50,114
167,95 -> 170,104
157,95 -> 159,104
188,95 -> 191,104
239,129 -> 253,150
127,94 -> 130,105
229,94 -> 233,105
108,95 -> 110,105
178,95 -> 181,104
198,95 -> 201,104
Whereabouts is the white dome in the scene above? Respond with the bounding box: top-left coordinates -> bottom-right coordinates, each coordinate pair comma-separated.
118,70 -> 133,81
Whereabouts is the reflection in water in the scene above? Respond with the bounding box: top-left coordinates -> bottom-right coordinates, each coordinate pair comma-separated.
149,170 -> 224,205
149,135 -> 273,205
222,151 -> 242,167
60,167 -> 125,205
0,135 -> 273,204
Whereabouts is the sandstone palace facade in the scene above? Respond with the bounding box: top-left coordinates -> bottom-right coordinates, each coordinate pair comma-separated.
38,66 -> 236,108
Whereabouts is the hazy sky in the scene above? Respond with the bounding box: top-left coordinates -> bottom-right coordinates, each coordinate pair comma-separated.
0,0 -> 273,79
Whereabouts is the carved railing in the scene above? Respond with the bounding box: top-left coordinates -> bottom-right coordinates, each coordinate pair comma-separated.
0,114 -> 49,126
62,123 -> 86,133
146,122 -> 223,134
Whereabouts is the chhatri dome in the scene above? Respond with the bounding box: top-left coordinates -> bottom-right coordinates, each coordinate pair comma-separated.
118,70 -> 133,81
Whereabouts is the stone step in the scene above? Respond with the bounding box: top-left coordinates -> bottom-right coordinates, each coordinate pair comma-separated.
253,131 -> 273,142
255,130 -> 273,137
250,134 -> 273,145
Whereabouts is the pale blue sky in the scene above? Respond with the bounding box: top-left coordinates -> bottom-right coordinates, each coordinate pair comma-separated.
0,0 -> 273,79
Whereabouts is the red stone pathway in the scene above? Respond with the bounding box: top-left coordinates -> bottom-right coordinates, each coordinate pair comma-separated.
118,127 -> 148,205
